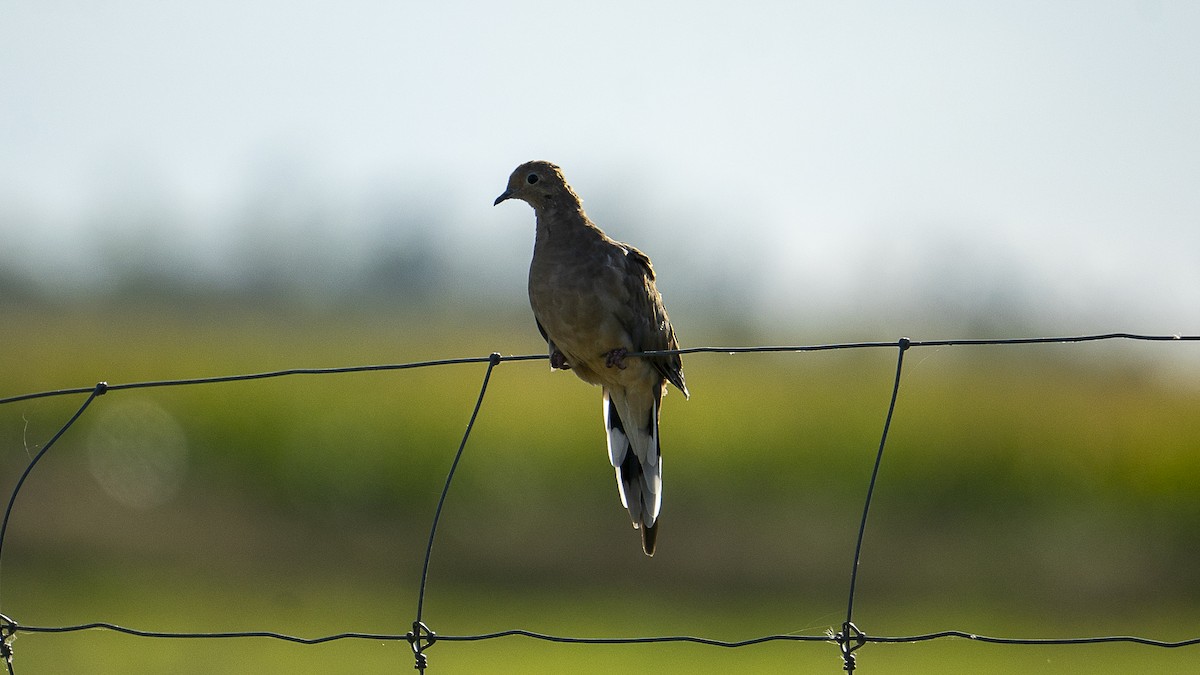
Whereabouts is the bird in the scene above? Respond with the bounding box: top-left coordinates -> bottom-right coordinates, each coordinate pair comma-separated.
494,160 -> 688,556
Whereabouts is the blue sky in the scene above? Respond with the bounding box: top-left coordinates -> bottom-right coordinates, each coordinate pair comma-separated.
2,1 -> 1198,333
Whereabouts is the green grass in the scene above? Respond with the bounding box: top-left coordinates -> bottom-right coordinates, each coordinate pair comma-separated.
3,305 -> 1200,672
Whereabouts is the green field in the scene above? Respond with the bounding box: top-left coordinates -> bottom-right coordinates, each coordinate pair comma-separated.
2,305 -> 1199,673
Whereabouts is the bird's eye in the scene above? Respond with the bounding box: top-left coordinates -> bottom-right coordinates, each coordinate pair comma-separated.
526,173 -> 539,185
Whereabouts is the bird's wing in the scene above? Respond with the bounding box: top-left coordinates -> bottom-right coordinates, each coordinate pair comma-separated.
619,245 -> 688,398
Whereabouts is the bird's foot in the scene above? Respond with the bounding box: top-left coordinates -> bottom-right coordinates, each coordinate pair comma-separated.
604,348 -> 628,370
550,349 -> 571,370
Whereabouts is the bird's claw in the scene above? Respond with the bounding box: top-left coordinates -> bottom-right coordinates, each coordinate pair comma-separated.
605,348 -> 628,370
550,349 -> 571,370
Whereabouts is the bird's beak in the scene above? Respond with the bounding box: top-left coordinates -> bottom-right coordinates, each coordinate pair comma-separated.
493,190 -> 511,206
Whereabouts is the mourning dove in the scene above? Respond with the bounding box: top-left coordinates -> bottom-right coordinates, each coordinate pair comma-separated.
494,160 -> 688,556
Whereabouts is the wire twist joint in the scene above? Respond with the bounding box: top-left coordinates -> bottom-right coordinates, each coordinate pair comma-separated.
836,621 -> 866,672
1,613 -> 16,668
407,620 -> 437,671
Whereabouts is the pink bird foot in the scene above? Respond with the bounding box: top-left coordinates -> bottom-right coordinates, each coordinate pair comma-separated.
604,348 -> 628,370
550,349 -> 571,370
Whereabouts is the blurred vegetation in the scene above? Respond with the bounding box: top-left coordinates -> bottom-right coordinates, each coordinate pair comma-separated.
1,302 -> 1199,673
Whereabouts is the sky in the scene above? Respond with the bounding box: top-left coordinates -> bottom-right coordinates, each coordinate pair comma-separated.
1,1 -> 1198,335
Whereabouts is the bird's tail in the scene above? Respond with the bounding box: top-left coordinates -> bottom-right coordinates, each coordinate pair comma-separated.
603,388 -> 662,556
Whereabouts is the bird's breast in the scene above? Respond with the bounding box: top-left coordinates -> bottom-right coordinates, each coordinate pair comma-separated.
529,247 -> 633,383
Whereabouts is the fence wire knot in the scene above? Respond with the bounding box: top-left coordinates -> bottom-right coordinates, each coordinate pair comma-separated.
1,613 -> 16,667
407,620 -> 437,671
836,621 -> 867,672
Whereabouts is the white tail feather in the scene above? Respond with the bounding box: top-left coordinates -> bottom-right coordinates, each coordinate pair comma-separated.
603,389 -> 662,529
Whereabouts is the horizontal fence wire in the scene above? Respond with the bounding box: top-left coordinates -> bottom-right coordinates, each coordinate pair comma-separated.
2,332 -> 1199,673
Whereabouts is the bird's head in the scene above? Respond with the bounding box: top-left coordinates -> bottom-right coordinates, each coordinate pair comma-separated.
493,160 -> 578,210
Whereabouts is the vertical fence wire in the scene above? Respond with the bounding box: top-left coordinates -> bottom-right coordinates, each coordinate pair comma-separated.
0,382 -> 108,604
839,337 -> 909,673
409,352 -> 501,672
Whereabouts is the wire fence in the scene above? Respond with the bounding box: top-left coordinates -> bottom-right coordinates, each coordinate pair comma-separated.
2,332 -> 1199,673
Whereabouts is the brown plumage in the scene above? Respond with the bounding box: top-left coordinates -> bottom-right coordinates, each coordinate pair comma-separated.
494,160 -> 688,556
